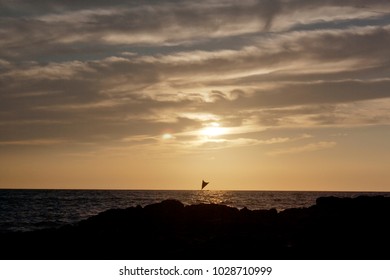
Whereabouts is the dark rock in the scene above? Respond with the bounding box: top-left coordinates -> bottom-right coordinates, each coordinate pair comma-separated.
1,195 -> 390,260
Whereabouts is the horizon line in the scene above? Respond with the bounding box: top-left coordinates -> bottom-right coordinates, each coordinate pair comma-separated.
1,187 -> 389,193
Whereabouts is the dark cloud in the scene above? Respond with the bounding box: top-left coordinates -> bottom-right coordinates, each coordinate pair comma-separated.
3,0 -> 389,61
255,80 -> 390,106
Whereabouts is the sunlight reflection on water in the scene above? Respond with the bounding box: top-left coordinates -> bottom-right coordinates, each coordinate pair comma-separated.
188,190 -> 228,205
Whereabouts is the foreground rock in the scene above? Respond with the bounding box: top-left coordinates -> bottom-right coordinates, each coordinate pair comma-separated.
2,195 -> 390,259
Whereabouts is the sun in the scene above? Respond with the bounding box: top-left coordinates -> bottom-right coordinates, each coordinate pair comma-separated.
162,133 -> 174,140
200,122 -> 227,137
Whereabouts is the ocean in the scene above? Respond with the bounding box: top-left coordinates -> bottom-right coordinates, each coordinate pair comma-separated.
1,189 -> 389,234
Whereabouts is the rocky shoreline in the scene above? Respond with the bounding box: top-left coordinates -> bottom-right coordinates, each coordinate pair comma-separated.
2,195 -> 390,259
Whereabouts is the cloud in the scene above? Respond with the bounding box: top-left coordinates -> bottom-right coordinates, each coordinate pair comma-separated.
195,135 -> 306,150
267,141 -> 337,156
0,59 -> 11,69
0,138 -> 68,146
1,1 -> 390,152
2,0 -> 390,60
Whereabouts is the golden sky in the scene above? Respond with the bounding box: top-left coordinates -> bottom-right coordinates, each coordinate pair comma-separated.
0,0 -> 390,191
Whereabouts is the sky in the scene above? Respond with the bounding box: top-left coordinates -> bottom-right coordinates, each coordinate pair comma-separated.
1,0 -> 390,191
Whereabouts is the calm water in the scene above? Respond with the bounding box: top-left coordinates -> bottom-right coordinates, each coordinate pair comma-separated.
0,189 -> 389,233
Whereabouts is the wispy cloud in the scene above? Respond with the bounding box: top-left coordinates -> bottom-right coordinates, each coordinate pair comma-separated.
0,138 -> 68,146
267,141 -> 337,156
2,0 -> 390,58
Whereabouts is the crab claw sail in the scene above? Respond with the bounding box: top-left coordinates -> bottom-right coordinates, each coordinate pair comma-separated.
201,180 -> 209,190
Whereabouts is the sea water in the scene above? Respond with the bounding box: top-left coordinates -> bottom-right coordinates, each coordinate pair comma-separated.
0,189 -> 388,233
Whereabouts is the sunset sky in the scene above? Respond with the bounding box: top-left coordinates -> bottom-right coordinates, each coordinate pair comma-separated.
1,0 -> 390,191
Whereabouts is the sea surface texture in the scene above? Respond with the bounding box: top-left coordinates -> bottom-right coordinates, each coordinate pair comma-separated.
0,189 -> 388,233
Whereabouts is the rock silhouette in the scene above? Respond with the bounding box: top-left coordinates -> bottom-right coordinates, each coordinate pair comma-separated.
1,195 -> 390,259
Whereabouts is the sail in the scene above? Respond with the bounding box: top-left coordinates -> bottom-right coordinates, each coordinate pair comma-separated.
201,180 -> 209,190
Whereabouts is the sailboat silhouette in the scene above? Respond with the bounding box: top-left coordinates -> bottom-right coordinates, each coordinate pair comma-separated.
201,180 -> 209,190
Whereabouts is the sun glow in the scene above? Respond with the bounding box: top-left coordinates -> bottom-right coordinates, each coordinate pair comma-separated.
200,122 -> 227,137
162,133 -> 174,140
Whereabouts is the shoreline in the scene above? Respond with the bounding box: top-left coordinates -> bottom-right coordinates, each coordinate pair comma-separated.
2,195 -> 390,260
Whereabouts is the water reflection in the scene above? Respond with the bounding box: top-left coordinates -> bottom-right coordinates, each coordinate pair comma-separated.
187,190 -> 229,206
